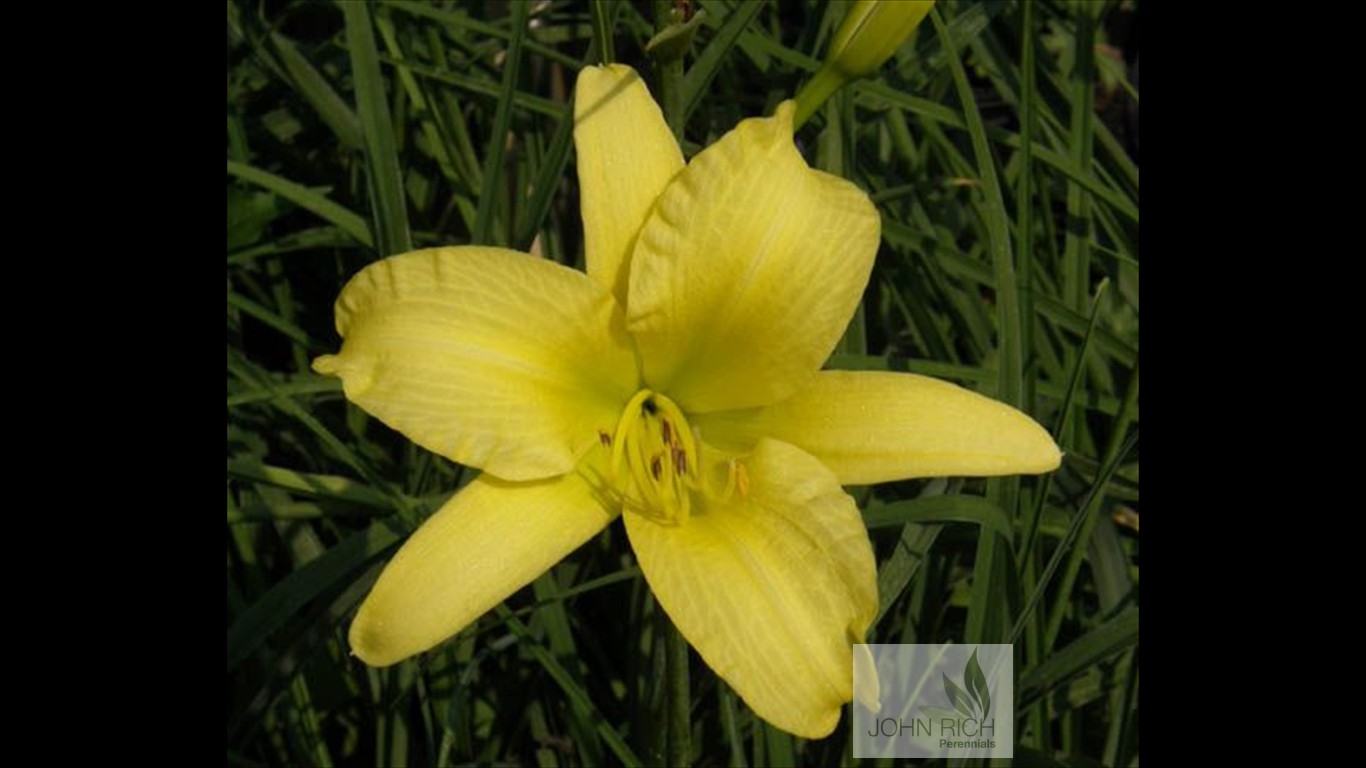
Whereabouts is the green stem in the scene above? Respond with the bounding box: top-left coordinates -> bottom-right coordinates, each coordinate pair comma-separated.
653,6 -> 689,764
666,615 -> 691,767
792,65 -> 845,131
590,0 -> 615,64
653,1 -> 684,141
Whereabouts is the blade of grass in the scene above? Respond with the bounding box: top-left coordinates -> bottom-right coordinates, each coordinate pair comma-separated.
373,9 -> 464,187
874,518 -> 944,626
495,606 -> 644,767
226,522 -> 402,673
1019,608 -> 1139,709
681,0 -> 766,122
1045,361 -> 1139,647
226,290 -> 322,351
882,220 -> 1138,367
269,31 -> 363,151
932,3 -> 1018,647
513,99 -> 575,251
858,83 -> 1137,224
345,1 -> 413,256
377,54 -> 568,119
473,1 -> 530,245
719,682 -> 747,768
531,571 -> 605,765
227,351 -> 404,506
227,459 -> 396,509
1060,8 -> 1096,450
1020,278 -> 1109,567
387,0 -> 583,71
1009,428 -> 1137,646
228,376 -> 341,406
863,495 -> 1013,542
1015,0 -> 1038,413
228,226 -> 359,264
762,723 -> 794,768
227,160 -> 374,247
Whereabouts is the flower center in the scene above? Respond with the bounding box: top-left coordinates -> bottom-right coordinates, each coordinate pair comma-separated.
604,390 -> 700,527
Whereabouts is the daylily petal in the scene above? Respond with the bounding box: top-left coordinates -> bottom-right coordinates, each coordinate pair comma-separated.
627,101 -> 881,413
350,467 -> 617,666
574,64 -> 684,308
696,370 -> 1062,485
313,247 -> 638,481
624,439 -> 877,739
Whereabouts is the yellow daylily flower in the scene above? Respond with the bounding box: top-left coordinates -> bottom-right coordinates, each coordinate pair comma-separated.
313,64 -> 1060,740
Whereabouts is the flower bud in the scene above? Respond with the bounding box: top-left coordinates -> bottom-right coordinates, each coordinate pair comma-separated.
793,0 -> 935,128
828,0 -> 934,78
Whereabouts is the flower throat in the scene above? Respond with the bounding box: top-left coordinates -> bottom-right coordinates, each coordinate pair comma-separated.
605,390 -> 700,526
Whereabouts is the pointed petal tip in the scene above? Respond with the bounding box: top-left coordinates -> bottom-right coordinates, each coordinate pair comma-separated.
773,99 -> 796,130
344,470 -> 617,670
310,349 -> 375,396
574,60 -> 682,306
1021,419 -> 1064,474
311,354 -> 341,376
348,606 -> 403,668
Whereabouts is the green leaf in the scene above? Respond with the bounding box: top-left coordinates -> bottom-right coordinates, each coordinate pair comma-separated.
1020,608 -> 1140,709
344,1 -> 413,256
472,0 -> 530,245
226,187 -> 288,250
226,160 -> 373,247
268,31 -> 363,150
681,3 -> 764,120
863,494 -> 1012,543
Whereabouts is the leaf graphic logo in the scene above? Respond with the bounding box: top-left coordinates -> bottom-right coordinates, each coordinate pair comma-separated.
942,648 -> 991,720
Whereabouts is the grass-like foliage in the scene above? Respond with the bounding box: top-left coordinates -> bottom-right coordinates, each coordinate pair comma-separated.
227,1 -> 1139,765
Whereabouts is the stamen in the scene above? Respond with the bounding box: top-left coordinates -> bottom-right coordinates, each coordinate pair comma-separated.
606,390 -> 702,527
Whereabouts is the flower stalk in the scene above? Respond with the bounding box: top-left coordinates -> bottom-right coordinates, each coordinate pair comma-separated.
651,0 -> 688,140
590,0 -> 616,64
653,5 -> 690,762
